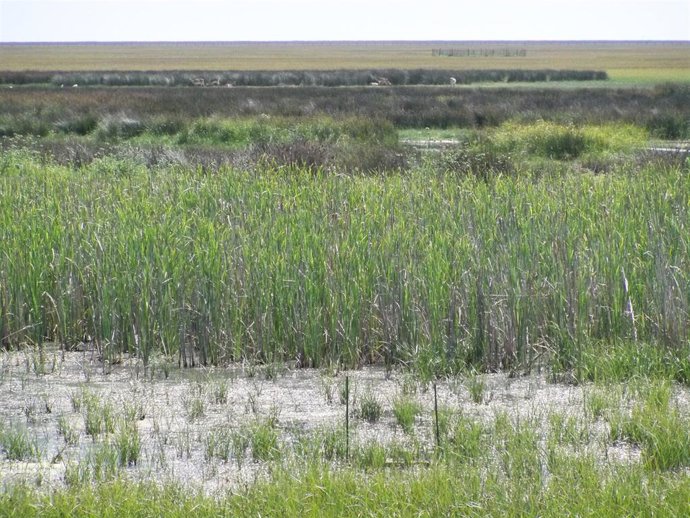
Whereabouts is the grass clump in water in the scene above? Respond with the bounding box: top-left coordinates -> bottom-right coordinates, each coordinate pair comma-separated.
392,395 -> 421,434
0,424 -> 41,461
358,391 -> 382,423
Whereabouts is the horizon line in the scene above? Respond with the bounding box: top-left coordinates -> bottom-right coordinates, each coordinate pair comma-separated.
2,39 -> 689,45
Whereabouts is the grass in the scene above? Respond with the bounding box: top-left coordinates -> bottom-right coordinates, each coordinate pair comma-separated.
249,418 -> 281,462
609,381 -> 690,470
57,415 -> 79,446
0,140 -> 688,374
1,356 -> 689,515
0,50 -> 689,515
392,395 -> 421,433
491,121 -> 648,159
4,392 -> 690,516
0,465 -> 687,517
113,420 -> 141,467
466,374 -> 488,404
80,391 -> 116,438
358,391 -> 383,423
0,424 -> 41,461
1,85 -> 689,139
203,426 -> 233,463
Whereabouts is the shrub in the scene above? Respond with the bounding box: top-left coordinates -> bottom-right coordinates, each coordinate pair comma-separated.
492,121 -> 647,159
96,114 -> 145,140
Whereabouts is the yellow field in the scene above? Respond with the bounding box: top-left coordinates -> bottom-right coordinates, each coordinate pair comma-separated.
0,41 -> 688,83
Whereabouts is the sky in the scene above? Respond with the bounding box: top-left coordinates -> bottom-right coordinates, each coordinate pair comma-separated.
0,0 -> 688,42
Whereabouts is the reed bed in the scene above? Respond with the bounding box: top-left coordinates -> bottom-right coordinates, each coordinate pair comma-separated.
1,150 -> 687,373
1,84 -> 689,137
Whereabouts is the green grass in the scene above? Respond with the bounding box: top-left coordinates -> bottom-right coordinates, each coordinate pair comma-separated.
491,121 -> 648,159
392,395 -> 421,433
609,381 -> 690,470
357,391 -> 383,423
3,441 -> 689,517
1,377 -> 689,516
80,390 -> 116,438
0,145 -> 688,374
57,415 -> 79,446
113,420 -> 140,467
249,418 -> 281,462
0,424 -> 41,461
203,426 -> 233,463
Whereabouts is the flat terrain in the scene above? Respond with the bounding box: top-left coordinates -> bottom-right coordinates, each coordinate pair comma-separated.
1,38 -> 689,517
1,349 -> 688,493
1,41 -> 688,83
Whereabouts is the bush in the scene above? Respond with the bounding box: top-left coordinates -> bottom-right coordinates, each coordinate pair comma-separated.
647,115 -> 689,140
437,143 -> 515,180
492,121 -> 647,160
96,114 -> 145,140
54,114 -> 98,135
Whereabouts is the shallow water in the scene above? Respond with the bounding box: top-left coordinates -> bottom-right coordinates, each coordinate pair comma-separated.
1,347 -> 686,494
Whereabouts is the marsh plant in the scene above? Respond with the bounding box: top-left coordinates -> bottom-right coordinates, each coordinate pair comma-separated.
1,147 -> 689,376
296,427 -> 348,462
392,396 -> 421,434
173,427 -> 193,460
358,391 -> 382,423
211,380 -> 229,405
319,375 -> 336,405
57,414 -> 79,446
81,391 -> 116,438
248,417 -> 280,462
114,419 -> 141,467
467,374 -> 488,404
123,401 -> 145,423
204,426 -> 233,463
442,413 -> 484,462
65,442 -> 119,486
547,412 -> 589,448
182,386 -> 206,421
0,424 -> 41,461
609,382 -> 690,470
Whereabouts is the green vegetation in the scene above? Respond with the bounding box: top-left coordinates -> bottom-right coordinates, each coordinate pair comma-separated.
392,395 -> 421,433
0,56 -> 689,516
1,134 -> 687,373
0,424 -> 41,461
3,393 -> 690,516
358,391 -> 383,423
609,381 -> 690,470
0,68 -> 609,88
113,420 -> 140,467
79,390 -> 116,438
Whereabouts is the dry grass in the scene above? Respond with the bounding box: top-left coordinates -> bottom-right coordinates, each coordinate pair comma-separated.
0,41 -> 688,83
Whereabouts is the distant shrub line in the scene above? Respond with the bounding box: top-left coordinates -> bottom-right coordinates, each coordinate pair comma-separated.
432,48 -> 528,57
0,68 -> 607,87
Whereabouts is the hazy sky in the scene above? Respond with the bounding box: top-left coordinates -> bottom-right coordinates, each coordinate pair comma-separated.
0,0 -> 688,42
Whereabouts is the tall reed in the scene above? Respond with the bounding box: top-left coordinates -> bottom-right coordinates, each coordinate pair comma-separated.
0,151 -> 687,372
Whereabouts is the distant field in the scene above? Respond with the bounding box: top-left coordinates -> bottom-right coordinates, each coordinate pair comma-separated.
1,41 -> 688,83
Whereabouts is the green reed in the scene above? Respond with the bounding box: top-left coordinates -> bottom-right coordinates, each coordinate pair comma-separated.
0,151 -> 688,373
